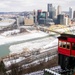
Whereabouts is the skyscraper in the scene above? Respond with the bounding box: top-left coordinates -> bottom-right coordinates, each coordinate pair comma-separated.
38,11 -> 48,24
69,7 -> 72,19
57,5 -> 61,15
47,4 -> 56,19
52,7 -> 56,19
73,11 -> 75,19
37,10 -> 42,23
48,4 -> 52,12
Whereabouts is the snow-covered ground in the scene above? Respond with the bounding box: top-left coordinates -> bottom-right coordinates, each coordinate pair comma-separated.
24,66 -> 61,75
1,29 -> 20,36
42,39 -> 58,49
24,70 -> 44,75
23,55 -> 58,75
0,31 -> 49,45
4,57 -> 25,67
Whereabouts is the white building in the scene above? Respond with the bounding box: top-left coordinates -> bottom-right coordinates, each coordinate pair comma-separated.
64,15 -> 69,26
57,5 -> 61,16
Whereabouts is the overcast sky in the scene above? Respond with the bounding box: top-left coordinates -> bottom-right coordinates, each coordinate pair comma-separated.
0,0 -> 75,12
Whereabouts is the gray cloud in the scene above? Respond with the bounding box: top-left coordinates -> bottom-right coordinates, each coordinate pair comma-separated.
0,0 -> 74,12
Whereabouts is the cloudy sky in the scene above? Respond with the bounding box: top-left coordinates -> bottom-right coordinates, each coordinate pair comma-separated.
0,0 -> 75,12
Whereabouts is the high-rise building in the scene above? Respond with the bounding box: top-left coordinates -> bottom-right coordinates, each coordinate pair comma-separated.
64,15 -> 69,26
69,7 -> 72,19
52,7 -> 56,19
37,10 -> 42,23
48,4 -> 52,12
73,11 -> 75,19
38,11 -> 48,24
40,11 -> 47,19
57,14 -> 64,25
33,10 -> 37,24
57,5 -> 61,15
47,4 -> 56,19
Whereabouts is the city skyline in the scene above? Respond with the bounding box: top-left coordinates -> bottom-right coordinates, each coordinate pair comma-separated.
0,0 -> 75,12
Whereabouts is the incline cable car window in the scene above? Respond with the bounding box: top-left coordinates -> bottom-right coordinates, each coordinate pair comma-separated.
59,41 -> 66,48
66,42 -> 70,50
72,43 -> 75,50
59,41 -> 70,50
62,42 -> 66,48
59,41 -> 62,47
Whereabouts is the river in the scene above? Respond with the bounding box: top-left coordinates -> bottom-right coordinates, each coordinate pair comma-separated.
0,35 -> 53,57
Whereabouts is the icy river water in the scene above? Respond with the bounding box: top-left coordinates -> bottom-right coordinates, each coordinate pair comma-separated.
0,35 -> 52,57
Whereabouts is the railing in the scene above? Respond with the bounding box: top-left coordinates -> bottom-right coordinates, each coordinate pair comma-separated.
44,69 -> 61,75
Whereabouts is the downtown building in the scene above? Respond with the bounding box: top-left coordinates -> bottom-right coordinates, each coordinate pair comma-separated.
69,7 -> 72,19
57,14 -> 64,25
47,4 -> 56,19
57,5 -> 61,16
73,11 -> 75,19
37,10 -> 48,24
37,10 -> 42,23
24,14 -> 34,26
33,10 -> 37,24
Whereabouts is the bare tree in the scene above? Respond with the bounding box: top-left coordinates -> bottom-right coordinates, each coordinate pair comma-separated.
9,63 -> 23,75
0,60 -> 7,75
